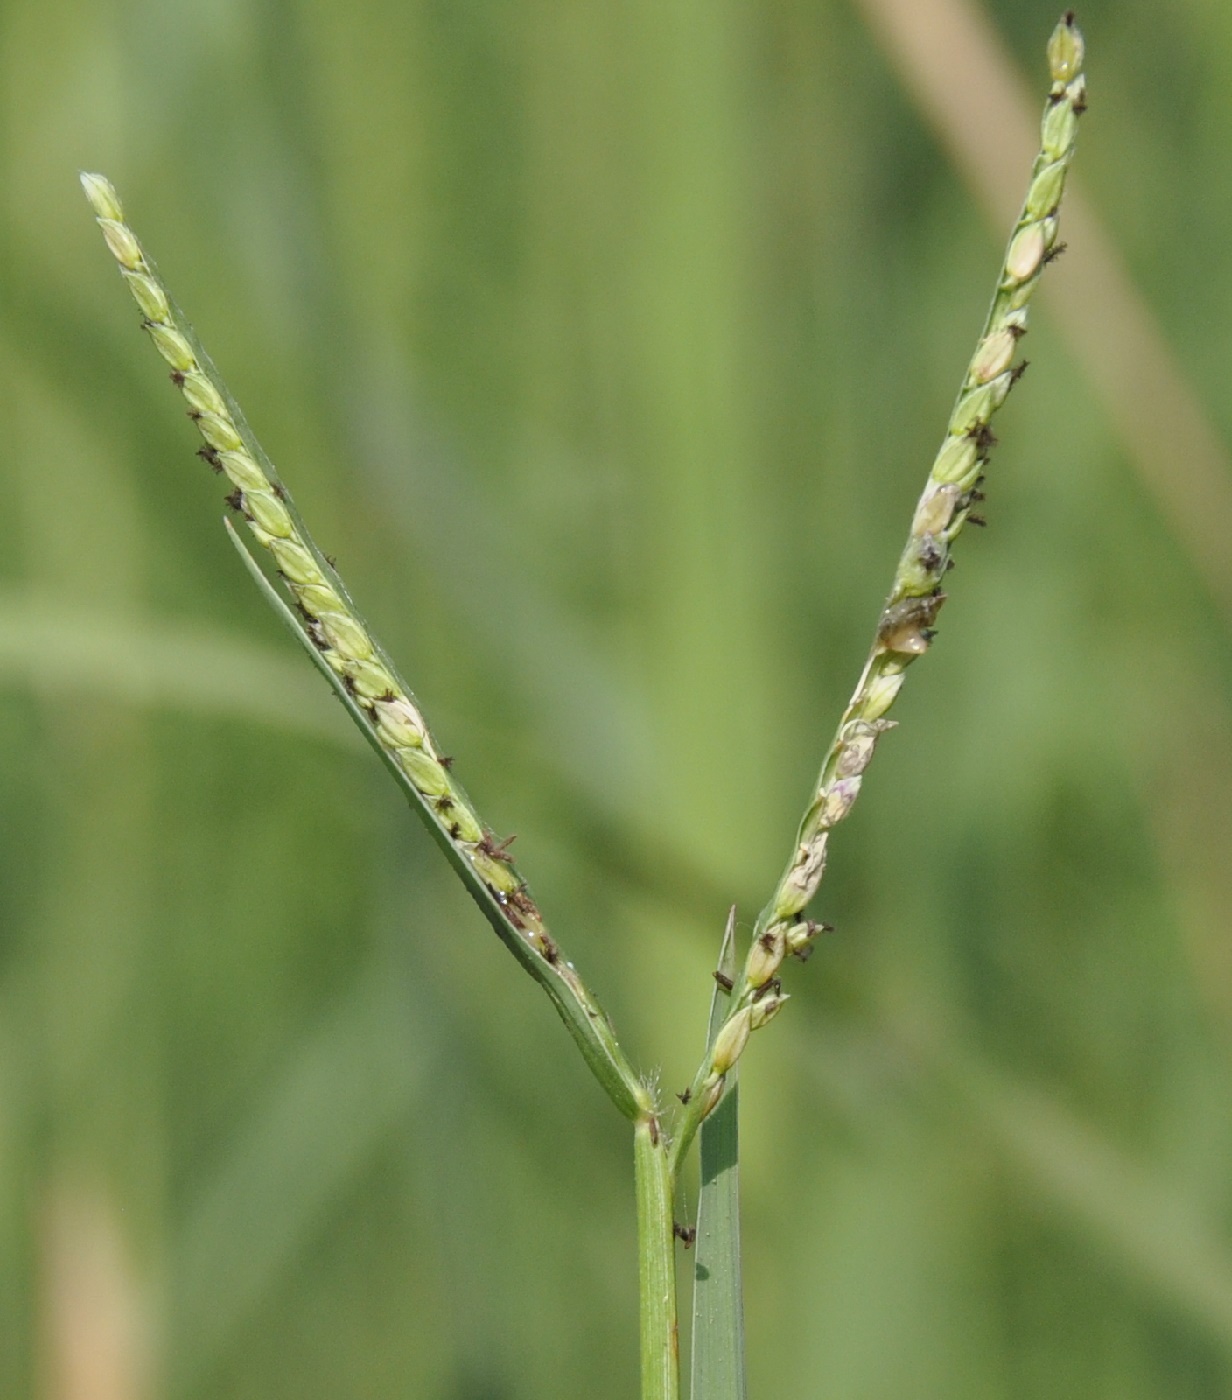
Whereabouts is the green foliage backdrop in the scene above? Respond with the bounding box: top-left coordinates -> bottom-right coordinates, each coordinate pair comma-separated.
3,0 -> 1232,1396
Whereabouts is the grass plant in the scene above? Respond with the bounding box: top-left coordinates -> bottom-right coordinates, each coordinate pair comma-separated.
80,13 -> 1085,1397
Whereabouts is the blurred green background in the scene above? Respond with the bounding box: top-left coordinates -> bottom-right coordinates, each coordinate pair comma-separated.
4,0 -> 1232,1395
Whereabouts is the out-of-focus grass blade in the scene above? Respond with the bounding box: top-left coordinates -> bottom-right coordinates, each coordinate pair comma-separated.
690,907 -> 747,1400
0,589 -> 361,746
170,960 -> 425,1390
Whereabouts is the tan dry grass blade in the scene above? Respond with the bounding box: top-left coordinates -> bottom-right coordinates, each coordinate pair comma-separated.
0,593 -> 360,747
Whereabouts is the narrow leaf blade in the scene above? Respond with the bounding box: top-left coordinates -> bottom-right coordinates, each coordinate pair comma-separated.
224,520 -> 647,1120
690,910 -> 747,1400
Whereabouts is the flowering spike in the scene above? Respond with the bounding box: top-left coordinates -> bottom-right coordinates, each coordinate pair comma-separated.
83,174 -> 651,1125
670,16 -> 1086,1176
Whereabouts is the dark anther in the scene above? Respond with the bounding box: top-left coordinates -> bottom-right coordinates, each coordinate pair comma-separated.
325,554 -> 337,568
271,481 -> 286,500
379,690 -> 397,703
170,370 -> 186,386
224,488 -> 243,512
676,1087 -> 692,1105
970,489 -> 986,502
713,971 -> 734,993
509,890 -> 538,918
434,794 -> 454,813
448,821 -> 462,840
968,514 -> 987,528
478,832 -> 516,863
541,934 -> 560,964
341,673 -> 358,695
753,977 -> 782,1002
649,1117 -> 660,1147
673,1223 -> 696,1249
440,755 -> 454,771
968,422 -> 997,452
1042,242 -> 1068,267
1062,9 -> 1075,25
198,446 -> 223,472
878,591 -> 946,654
1008,360 -> 1030,387
1073,92 -> 1087,115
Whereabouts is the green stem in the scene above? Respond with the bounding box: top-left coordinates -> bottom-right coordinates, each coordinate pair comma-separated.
634,1115 -> 679,1400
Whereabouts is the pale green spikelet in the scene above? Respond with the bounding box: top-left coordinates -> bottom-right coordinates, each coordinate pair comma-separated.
710,1008 -> 753,1078
748,991 -> 787,1032
670,13 -> 1087,1169
80,172 -> 651,1123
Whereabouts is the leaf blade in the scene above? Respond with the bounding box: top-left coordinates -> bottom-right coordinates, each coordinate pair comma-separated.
690,910 -> 747,1400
